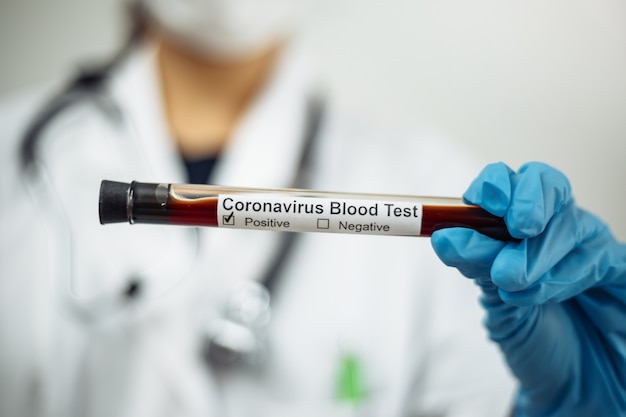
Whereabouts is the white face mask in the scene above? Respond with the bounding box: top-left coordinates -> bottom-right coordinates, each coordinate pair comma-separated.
140,0 -> 306,61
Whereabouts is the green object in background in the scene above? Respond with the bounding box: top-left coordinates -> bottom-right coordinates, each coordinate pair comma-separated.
335,352 -> 367,404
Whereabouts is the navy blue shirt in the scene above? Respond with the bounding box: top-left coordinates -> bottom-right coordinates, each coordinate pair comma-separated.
183,156 -> 219,184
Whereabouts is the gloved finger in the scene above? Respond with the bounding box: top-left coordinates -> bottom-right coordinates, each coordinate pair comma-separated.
463,162 -> 515,217
464,162 -> 574,239
497,213 -> 613,305
490,201 -> 592,297
504,162 -> 573,239
431,228 -> 506,279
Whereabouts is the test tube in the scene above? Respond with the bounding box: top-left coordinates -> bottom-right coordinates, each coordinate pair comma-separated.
99,180 -> 516,241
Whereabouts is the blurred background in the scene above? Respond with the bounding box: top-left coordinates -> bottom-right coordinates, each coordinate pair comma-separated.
1,0 -> 625,239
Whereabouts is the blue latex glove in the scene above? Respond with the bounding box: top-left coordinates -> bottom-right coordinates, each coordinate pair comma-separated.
431,162 -> 626,417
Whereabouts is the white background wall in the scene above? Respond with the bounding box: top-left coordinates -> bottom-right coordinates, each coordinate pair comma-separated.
1,0 -> 625,239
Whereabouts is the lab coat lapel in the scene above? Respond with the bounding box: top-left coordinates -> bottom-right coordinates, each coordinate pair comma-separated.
211,46 -> 314,189
201,47 -> 318,292
110,45 -> 187,184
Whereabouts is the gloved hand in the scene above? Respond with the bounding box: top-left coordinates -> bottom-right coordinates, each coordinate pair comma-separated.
431,161 -> 626,417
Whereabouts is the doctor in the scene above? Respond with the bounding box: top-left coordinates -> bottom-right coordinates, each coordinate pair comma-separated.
1,0 -> 516,416
0,0 -> 574,416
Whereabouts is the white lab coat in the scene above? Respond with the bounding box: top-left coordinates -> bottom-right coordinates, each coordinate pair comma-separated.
0,44 -> 516,417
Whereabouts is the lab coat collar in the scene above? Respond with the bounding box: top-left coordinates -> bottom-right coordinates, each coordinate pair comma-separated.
110,43 -> 318,189
109,44 -> 182,183
213,45 -> 316,189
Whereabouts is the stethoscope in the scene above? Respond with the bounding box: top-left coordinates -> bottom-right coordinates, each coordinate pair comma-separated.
19,53 -> 325,369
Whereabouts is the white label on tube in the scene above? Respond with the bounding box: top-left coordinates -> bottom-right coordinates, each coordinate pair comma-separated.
217,194 -> 422,236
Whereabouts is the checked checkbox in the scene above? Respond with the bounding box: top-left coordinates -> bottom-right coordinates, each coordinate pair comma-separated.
223,212 -> 235,226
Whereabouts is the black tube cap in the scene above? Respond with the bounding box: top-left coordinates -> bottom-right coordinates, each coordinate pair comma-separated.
99,180 -> 131,224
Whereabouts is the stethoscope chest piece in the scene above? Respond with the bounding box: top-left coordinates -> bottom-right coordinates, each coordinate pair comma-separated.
201,281 -> 272,369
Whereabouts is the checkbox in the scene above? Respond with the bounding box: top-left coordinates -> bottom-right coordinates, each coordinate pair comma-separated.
223,212 -> 235,226
317,218 -> 329,229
